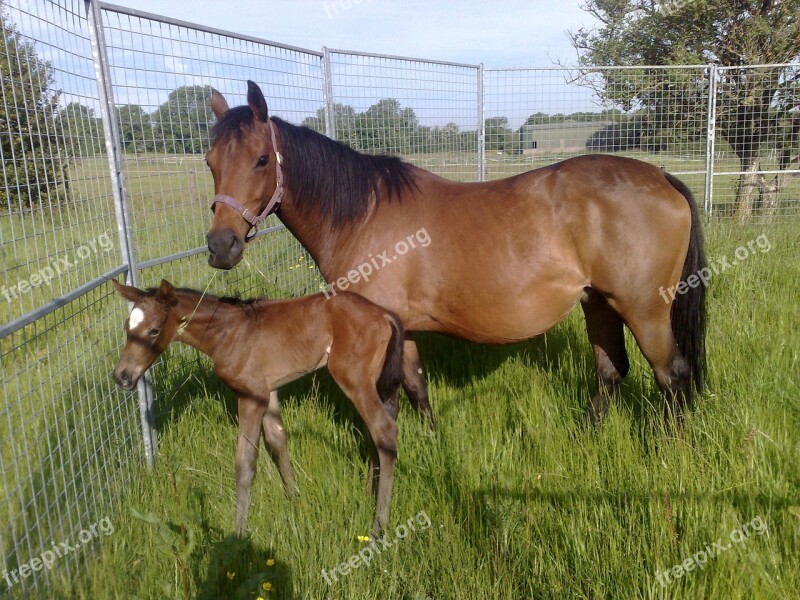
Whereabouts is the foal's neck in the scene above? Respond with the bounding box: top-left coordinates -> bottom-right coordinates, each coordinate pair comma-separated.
173,291 -> 241,358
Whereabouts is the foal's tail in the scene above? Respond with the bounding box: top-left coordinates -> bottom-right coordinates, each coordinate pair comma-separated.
376,312 -> 405,402
665,172 -> 708,406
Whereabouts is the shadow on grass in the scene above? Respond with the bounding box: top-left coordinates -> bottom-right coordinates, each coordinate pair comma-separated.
197,533 -> 295,600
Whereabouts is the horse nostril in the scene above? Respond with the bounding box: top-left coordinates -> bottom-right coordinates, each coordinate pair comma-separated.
229,236 -> 242,257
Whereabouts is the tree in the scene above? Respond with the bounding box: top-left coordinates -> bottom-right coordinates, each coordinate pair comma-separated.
570,0 -> 800,218
116,104 -> 154,153
1,6 -> 67,208
301,103 -> 358,147
356,99 -> 419,154
484,116 -> 513,152
152,85 -> 214,154
57,102 -> 103,158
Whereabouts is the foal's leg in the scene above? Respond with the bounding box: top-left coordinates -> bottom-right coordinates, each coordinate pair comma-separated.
262,390 -> 297,497
234,396 -> 267,536
581,291 -> 630,425
401,337 -> 435,426
329,359 -> 398,537
368,386 -> 399,496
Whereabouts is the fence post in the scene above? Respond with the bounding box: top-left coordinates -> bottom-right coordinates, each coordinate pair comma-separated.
704,63 -> 718,216
85,0 -> 157,468
321,46 -> 337,141
477,63 -> 485,182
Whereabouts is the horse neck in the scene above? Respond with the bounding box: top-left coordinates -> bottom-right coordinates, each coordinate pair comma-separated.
173,291 -> 232,358
276,191 -> 344,276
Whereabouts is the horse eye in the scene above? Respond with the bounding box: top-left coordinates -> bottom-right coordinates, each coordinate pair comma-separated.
256,155 -> 269,167
148,327 -> 161,337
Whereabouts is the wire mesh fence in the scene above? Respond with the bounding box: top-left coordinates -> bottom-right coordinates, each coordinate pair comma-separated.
1,0 -> 798,593
324,49 -> 481,182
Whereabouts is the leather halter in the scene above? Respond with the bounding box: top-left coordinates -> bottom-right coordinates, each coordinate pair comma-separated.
210,119 -> 284,242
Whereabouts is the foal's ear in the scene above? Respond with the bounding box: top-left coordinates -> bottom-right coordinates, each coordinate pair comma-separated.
210,88 -> 229,119
156,279 -> 178,307
246,80 -> 269,123
112,279 -> 144,303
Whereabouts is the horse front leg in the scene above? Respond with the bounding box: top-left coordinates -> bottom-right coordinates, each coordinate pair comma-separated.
234,395 -> 267,536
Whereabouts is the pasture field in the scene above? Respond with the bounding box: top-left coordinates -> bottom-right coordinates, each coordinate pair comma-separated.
2,219 -> 796,599
1,152 -> 798,599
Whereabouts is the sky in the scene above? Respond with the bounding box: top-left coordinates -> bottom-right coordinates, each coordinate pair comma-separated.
105,0 -> 599,69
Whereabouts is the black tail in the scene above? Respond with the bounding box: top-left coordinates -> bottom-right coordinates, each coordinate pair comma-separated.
665,172 -> 707,405
376,312 -> 405,402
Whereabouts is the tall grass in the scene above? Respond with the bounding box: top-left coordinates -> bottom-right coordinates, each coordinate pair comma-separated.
1,221 -> 792,599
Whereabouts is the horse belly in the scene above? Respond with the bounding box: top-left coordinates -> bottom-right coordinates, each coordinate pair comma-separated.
412,278 -> 585,344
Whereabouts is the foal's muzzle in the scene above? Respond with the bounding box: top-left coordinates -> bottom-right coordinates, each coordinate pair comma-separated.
207,230 -> 244,270
113,366 -> 140,391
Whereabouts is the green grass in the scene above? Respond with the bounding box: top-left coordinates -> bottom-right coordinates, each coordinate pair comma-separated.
3,221 -> 794,599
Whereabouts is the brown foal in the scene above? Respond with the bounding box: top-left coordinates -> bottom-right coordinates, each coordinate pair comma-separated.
111,279 -> 403,536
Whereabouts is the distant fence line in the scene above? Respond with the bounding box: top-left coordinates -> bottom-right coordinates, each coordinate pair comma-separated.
1,0 -> 797,593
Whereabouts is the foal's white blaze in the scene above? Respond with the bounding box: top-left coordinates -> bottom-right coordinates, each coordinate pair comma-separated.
128,307 -> 145,330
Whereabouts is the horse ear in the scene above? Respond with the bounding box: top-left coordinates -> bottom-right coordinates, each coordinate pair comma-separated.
157,279 -> 178,306
112,279 -> 143,303
246,80 -> 269,122
210,88 -> 229,119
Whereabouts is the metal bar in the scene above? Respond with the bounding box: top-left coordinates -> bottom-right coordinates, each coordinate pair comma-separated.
704,64 -> 717,215
0,266 -> 128,341
484,64 -> 713,72
713,169 -> 800,176
477,63 -> 485,182
716,62 -> 800,70
136,224 -> 287,271
325,47 -> 479,69
86,0 -> 157,468
99,2 -> 323,57
321,47 -> 337,140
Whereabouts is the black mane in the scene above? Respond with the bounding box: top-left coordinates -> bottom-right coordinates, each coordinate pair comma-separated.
213,107 -> 416,228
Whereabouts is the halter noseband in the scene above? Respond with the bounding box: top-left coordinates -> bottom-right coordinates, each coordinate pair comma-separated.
210,119 -> 284,242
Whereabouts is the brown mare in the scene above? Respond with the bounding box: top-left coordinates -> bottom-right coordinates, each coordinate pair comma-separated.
111,279 -> 404,536
205,81 -> 707,427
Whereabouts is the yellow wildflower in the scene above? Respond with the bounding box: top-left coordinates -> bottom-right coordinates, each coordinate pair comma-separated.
226,571 -> 235,580
265,558 -> 275,567
357,535 -> 371,543
262,581 -> 273,591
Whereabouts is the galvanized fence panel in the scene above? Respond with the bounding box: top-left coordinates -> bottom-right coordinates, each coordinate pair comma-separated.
483,65 -> 712,207
325,49 -> 481,182
711,64 -> 800,220
1,0 -> 141,594
96,2 -> 327,479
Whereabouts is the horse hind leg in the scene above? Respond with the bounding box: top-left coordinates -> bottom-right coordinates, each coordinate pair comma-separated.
622,309 -> 691,431
401,337 -> 436,427
581,290 -> 630,425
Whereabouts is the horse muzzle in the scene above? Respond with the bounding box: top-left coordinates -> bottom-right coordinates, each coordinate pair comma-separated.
207,229 -> 244,270
113,366 -> 141,391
